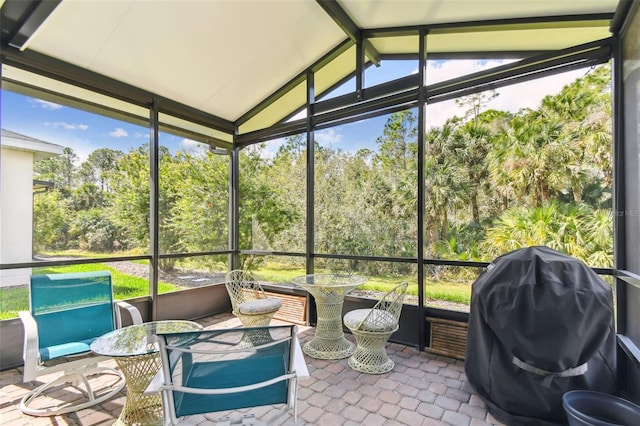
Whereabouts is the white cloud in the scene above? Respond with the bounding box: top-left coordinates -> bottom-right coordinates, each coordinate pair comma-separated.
31,99 -> 63,110
489,68 -> 585,113
424,59 -> 586,128
47,121 -> 89,131
426,59 -> 515,86
109,128 -> 128,138
179,138 -> 207,154
24,130 -> 93,163
244,143 -> 276,160
315,128 -> 342,145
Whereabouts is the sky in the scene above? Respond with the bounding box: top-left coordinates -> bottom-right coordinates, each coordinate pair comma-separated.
1,58 -> 587,163
310,59 -> 587,154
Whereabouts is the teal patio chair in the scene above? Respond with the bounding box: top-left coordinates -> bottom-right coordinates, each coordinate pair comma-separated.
154,325 -> 303,425
19,271 -> 142,416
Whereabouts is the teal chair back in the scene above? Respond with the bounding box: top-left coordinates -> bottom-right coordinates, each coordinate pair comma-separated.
30,271 -> 115,360
156,325 -> 298,423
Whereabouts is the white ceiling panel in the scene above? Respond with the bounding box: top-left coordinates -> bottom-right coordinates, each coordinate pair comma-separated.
370,24 -> 612,55
340,0 -> 619,28
25,0 -> 346,123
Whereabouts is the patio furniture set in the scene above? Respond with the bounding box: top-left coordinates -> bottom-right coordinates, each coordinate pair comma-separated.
17,269 -> 407,425
230,271 -> 408,373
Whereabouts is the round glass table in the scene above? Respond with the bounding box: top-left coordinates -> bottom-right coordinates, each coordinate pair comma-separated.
91,320 -> 202,426
292,274 -> 367,359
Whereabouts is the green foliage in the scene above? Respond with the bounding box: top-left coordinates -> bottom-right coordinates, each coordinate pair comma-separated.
165,150 -> 230,254
78,148 -> 124,191
33,191 -> 70,251
239,145 -> 302,257
24,64 -> 613,307
106,145 -> 151,250
34,147 -> 78,191
71,183 -> 104,210
71,209 -> 118,252
481,201 -> 612,267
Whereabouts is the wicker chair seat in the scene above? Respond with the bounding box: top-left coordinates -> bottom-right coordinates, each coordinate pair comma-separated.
239,298 -> 282,315
225,270 -> 282,327
343,309 -> 396,332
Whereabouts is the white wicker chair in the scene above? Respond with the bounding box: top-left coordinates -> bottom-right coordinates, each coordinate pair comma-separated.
343,282 -> 408,374
225,270 -> 282,327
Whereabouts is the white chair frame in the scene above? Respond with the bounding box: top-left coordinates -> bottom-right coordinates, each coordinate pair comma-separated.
19,272 -> 143,416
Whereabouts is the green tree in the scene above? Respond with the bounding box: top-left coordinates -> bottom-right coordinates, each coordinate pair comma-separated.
238,143 -> 301,269
539,65 -> 612,205
376,111 -> 416,177
374,111 -> 418,257
266,135 -> 307,253
78,148 -> 123,191
106,145 -> 151,250
71,209 -> 118,252
424,121 -> 469,246
71,183 -> 104,210
33,191 -> 70,251
34,147 -> 78,193
164,150 -> 229,256
481,201 -> 612,266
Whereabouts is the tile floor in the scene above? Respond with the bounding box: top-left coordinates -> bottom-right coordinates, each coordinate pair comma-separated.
0,313 -> 505,425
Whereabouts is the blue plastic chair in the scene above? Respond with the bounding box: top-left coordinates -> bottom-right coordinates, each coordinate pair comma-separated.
154,325 -> 302,425
19,271 -> 142,416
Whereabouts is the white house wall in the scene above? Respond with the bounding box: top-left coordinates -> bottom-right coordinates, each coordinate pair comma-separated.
0,147 -> 33,287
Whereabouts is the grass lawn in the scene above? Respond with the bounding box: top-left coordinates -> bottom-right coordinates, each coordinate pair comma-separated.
253,264 -> 472,305
0,263 -> 179,320
1,260 -> 471,320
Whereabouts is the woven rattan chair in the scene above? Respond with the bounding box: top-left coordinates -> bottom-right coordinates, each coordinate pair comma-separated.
225,270 -> 282,327
343,282 -> 408,374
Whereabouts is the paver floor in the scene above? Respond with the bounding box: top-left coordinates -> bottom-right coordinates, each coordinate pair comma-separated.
0,313 -> 504,426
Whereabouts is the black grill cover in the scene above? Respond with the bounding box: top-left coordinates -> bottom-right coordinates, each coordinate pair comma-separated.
465,246 -> 616,425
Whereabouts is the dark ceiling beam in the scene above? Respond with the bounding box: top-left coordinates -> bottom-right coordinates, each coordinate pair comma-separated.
610,0 -> 637,34
0,0 -> 61,49
316,0 -> 381,66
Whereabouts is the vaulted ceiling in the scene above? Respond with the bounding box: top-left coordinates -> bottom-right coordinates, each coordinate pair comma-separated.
0,0 -> 622,146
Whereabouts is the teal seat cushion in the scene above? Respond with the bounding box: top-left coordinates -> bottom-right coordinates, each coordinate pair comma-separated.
36,303 -> 115,356
39,338 -> 95,361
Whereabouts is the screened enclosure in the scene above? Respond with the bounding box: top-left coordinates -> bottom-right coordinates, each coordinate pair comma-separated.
1,0 -> 639,404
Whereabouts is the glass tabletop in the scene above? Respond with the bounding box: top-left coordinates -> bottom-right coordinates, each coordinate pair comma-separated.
291,274 -> 367,289
90,320 -> 203,357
